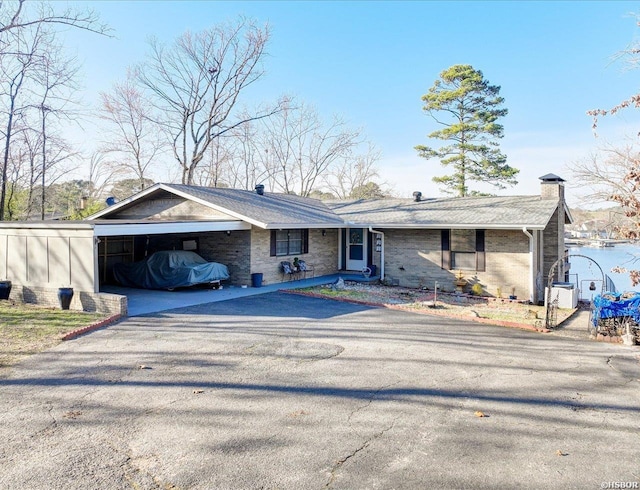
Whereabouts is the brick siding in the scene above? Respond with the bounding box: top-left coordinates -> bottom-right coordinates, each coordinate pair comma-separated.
199,231 -> 251,285
250,228 -> 339,286
381,229 -> 531,298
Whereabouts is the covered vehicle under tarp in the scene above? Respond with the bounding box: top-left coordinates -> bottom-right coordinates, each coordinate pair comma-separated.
113,250 -> 229,290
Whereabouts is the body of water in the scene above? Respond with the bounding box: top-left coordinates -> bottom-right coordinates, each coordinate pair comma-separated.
566,243 -> 640,298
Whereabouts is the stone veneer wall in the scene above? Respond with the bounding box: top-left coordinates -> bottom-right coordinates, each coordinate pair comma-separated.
381,229 -> 530,298
9,285 -> 127,315
250,228 -> 339,286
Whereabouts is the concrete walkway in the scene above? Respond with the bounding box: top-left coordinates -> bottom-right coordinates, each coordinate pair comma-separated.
103,274 -> 346,316
550,306 -> 593,341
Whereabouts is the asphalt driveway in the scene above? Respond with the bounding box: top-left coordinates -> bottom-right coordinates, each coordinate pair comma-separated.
1,292 -> 639,489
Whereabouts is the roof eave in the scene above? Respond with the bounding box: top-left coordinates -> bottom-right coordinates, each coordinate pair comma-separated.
264,223 -> 346,230
564,203 -> 574,224
342,222 -> 548,230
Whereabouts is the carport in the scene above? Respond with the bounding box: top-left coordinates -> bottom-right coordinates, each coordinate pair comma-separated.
0,218 -> 252,316
92,219 -> 251,291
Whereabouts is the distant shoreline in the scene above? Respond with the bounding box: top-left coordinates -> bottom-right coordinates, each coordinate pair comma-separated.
565,239 -> 634,247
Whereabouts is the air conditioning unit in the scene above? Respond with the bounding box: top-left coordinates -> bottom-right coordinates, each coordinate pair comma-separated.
545,282 -> 578,309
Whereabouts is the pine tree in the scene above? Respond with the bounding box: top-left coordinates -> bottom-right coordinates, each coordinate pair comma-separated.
415,64 -> 518,196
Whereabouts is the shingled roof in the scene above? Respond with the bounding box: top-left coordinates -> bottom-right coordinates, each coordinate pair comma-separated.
326,195 -> 567,230
165,184 -> 345,228
89,183 -> 345,229
89,184 -> 568,230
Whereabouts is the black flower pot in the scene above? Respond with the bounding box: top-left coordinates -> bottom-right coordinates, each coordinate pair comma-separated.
0,280 -> 11,300
58,287 -> 74,310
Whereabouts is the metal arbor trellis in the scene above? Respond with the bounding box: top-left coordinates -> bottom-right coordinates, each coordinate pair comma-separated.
544,254 -> 605,329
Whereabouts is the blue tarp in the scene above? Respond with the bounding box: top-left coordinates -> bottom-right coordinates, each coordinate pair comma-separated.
113,250 -> 229,290
592,291 -> 640,326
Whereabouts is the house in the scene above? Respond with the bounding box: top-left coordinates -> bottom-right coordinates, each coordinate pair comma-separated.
0,174 -> 571,315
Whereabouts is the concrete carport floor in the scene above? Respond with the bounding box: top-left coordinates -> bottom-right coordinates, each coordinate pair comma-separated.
103,274 -> 342,316
1,292 -> 639,489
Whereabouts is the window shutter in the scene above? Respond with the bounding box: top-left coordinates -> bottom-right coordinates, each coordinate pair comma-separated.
441,229 -> 451,270
341,229 -> 347,270
270,230 -> 277,256
476,229 -> 486,272
303,229 -> 309,254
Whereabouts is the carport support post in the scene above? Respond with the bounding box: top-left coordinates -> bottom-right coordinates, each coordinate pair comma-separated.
93,235 -> 101,293
368,227 -> 385,280
522,227 -> 534,304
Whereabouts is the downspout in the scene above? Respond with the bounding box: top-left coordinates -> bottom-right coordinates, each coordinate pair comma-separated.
522,227 -> 534,303
368,227 -> 385,280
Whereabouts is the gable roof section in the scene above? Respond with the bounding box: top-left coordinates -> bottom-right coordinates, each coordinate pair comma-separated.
88,184 -> 568,231
327,195 -> 566,230
88,183 -> 345,229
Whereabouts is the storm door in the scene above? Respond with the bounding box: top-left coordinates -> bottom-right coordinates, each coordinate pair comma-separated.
346,228 -> 367,271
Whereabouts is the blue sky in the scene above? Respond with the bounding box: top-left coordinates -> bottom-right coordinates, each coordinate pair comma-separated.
65,1 -> 640,205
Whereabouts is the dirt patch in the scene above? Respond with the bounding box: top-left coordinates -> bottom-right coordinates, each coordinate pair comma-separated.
294,282 -> 576,331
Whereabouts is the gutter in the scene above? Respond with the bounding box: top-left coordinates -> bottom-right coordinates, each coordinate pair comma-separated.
522,227 -> 534,303
368,227 -> 385,280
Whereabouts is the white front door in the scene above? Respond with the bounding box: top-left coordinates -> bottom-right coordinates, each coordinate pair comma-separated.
346,228 -> 367,271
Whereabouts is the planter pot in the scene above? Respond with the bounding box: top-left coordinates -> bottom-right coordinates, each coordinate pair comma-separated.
58,287 -> 74,310
0,280 -> 11,300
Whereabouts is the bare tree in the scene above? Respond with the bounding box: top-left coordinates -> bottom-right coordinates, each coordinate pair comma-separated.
569,144 -> 640,208
99,73 -> 165,192
194,135 -> 233,188
4,126 -> 30,219
223,118 -> 268,190
35,32 -> 80,218
11,122 -> 41,218
0,21 -> 44,220
86,151 -> 121,201
135,17 -> 282,185
0,1 -> 109,37
324,144 -> 384,199
259,102 -> 361,196
0,1 -> 108,220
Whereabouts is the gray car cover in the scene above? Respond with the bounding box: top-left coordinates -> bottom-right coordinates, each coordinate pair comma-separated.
113,250 -> 230,290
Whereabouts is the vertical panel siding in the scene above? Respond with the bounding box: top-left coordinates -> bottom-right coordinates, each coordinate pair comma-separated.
0,228 -> 95,291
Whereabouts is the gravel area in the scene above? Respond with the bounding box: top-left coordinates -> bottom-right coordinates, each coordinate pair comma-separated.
301,282 -> 576,329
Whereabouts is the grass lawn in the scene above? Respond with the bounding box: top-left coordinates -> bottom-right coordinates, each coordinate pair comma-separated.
0,301 -> 107,371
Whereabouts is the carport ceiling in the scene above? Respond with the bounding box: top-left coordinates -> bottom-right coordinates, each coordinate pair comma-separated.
92,220 -> 251,236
